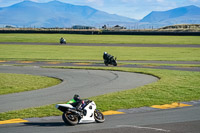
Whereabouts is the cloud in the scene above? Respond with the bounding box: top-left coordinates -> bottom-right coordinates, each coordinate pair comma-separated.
86,0 -> 104,6
0,0 -> 22,7
190,0 -> 198,2
156,0 -> 164,2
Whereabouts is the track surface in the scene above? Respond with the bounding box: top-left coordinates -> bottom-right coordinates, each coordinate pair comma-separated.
1,60 -> 199,72
0,42 -> 200,133
1,102 -> 200,133
0,65 -> 158,112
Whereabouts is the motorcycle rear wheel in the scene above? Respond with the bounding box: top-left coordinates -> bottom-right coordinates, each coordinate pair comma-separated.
94,109 -> 105,123
62,112 -> 78,126
104,60 -> 108,66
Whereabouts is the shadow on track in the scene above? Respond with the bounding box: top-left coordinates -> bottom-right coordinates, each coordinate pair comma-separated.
24,122 -> 67,127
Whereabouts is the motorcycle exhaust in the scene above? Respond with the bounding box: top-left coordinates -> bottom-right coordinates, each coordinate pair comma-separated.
68,108 -> 83,117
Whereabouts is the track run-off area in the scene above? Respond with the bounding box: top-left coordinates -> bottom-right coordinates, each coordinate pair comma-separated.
0,42 -> 200,133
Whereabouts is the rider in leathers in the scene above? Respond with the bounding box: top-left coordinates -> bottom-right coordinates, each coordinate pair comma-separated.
68,94 -> 85,112
103,52 -> 113,61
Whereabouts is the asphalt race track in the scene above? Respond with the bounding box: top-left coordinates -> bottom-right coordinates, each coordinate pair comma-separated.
1,99 -> 200,133
0,42 -> 200,133
0,65 -> 158,113
1,60 -> 199,72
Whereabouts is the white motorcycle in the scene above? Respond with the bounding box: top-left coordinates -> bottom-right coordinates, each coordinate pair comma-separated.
56,99 -> 105,125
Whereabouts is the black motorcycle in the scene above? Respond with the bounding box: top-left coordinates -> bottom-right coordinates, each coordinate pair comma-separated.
60,38 -> 66,44
104,57 -> 117,66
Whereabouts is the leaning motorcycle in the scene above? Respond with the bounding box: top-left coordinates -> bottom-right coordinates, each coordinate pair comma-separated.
56,100 -> 105,126
104,57 -> 117,66
60,39 -> 66,44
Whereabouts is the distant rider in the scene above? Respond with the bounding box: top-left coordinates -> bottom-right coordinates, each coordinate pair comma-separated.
67,94 -> 85,112
60,37 -> 66,44
103,52 -> 113,61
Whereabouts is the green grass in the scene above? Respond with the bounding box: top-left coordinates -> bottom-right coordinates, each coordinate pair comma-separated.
0,44 -> 200,61
0,33 -> 199,121
0,73 -> 61,95
0,33 -> 200,44
91,67 -> 200,111
0,67 -> 200,120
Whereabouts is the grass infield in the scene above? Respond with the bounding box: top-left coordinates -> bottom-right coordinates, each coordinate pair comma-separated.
0,44 -> 199,61
0,33 -> 200,44
0,73 -> 62,95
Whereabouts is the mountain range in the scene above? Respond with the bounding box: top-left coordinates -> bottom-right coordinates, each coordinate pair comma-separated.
0,0 -> 200,28
0,0 -> 136,28
140,5 -> 200,27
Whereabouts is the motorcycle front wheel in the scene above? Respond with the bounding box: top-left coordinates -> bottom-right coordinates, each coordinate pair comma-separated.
112,60 -> 117,66
94,109 -> 105,123
62,112 -> 79,126
113,62 -> 117,66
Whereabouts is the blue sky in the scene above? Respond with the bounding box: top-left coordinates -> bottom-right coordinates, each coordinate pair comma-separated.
0,0 -> 200,19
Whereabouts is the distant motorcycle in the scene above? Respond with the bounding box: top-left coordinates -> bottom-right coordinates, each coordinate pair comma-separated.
60,38 -> 66,44
56,99 -> 105,126
104,57 -> 117,66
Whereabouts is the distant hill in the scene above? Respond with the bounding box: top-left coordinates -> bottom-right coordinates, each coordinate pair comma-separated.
1,1 -> 199,29
140,5 -> 200,26
0,0 -> 136,28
